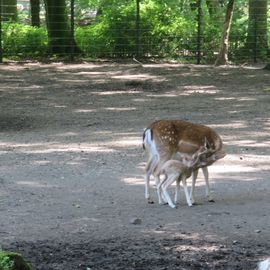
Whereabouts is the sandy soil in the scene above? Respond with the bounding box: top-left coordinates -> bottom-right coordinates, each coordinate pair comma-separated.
0,62 -> 269,269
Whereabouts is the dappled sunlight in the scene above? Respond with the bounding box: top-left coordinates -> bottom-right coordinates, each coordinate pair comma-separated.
91,90 -> 142,96
207,153 -> 269,177
24,144 -> 115,154
20,85 -> 44,91
104,136 -> 141,148
132,97 -> 151,102
215,97 -> 235,101
214,96 -> 257,102
143,228 -> 226,247
54,132 -> 79,137
74,109 -> 97,113
104,107 -> 137,112
76,71 -> 105,76
49,103 -> 67,108
173,243 -> 220,253
182,85 -> 220,94
146,85 -> 219,98
211,163 -> 260,174
0,141 -> 116,154
16,181 -> 55,188
223,138 -> 270,149
56,79 -> 90,84
230,139 -> 270,148
55,63 -> 100,70
32,160 -> 51,165
121,176 -> 144,186
210,121 -> 248,129
111,74 -> 165,82
146,93 -> 178,98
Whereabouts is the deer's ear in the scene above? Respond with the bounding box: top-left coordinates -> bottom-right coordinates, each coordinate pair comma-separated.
204,137 -> 211,149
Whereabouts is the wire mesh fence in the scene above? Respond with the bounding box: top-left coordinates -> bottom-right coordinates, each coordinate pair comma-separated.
0,0 -> 269,63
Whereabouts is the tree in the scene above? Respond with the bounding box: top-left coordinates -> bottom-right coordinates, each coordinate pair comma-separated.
44,0 -> 79,55
2,0 -> 17,21
30,0 -> 40,27
246,0 -> 268,60
215,0 -> 235,65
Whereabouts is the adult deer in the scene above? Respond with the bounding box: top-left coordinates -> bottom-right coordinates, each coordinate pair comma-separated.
143,120 -> 226,204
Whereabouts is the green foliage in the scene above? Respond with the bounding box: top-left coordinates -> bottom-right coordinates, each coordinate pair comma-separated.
1,0 -> 269,62
0,253 -> 13,270
2,23 -> 48,58
76,21 -> 114,57
0,251 -> 32,270
76,1 -> 138,57
75,0 -> 198,58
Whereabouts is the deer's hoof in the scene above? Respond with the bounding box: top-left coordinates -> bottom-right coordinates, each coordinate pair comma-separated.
147,199 -> 154,204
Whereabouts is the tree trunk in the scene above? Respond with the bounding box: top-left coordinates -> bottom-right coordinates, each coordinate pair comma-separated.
215,0 -> 235,66
44,0 -> 79,55
30,0 -> 40,27
2,0 -> 17,22
246,0 -> 268,60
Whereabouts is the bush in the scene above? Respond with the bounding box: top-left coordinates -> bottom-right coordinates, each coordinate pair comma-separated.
75,1 -> 198,59
2,23 -> 48,58
0,251 -> 32,270
75,21 -> 114,57
75,3 -> 138,57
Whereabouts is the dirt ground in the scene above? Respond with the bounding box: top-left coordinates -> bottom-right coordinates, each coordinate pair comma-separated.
0,62 -> 269,270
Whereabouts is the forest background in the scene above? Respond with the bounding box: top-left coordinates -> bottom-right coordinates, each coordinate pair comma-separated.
0,0 -> 269,64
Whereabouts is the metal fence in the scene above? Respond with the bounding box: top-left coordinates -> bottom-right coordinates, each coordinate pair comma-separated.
0,0 -> 269,63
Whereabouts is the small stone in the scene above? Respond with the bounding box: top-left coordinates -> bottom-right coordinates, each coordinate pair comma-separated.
233,240 -> 238,245
254,230 -> 261,233
129,218 -> 142,225
73,203 -> 81,208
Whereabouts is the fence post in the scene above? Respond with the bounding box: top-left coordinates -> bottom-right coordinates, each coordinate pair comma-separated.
253,19 -> 257,63
135,0 -> 140,58
0,0 -> 2,63
70,0 -> 75,61
197,0 -> 202,64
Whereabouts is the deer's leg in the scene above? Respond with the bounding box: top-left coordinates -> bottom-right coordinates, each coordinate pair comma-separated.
202,166 -> 214,202
156,176 -> 167,205
145,170 -> 151,201
182,176 -> 193,207
190,169 -> 198,204
154,154 -> 172,204
156,180 -> 162,205
174,178 -> 181,205
145,155 -> 158,203
162,174 -> 178,208
156,175 -> 167,204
